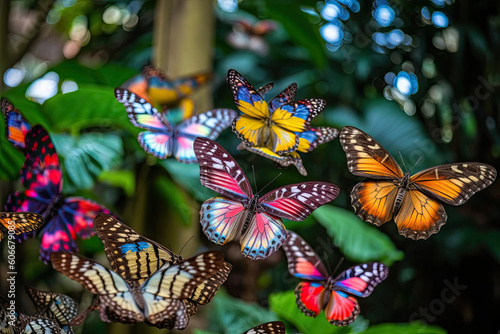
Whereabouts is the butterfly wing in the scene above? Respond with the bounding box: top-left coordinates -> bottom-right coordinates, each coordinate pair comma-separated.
25,287 -> 78,328
93,213 -> 181,285
297,127 -> 339,153
350,180 -> 399,227
0,212 -> 46,241
410,163 -> 497,206
173,108 -> 237,163
294,281 -> 327,318
200,196 -> 247,245
256,83 -> 274,98
258,182 -> 339,221
115,88 -> 174,158
2,98 -> 31,150
193,137 -> 253,201
242,321 -> 286,334
50,253 -> 144,324
16,316 -> 63,334
282,230 -> 329,280
189,261 -> 232,305
237,142 -> 307,176
142,296 -> 189,329
323,290 -> 359,326
239,211 -> 287,260
121,73 -> 149,103
331,262 -> 389,298
339,126 -> 404,179
268,83 -> 297,112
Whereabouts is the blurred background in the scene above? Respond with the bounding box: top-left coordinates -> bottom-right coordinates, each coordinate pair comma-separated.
0,0 -> 499,333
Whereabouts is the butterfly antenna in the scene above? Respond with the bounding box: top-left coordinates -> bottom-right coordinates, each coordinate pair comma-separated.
398,151 -> 409,173
407,156 -> 423,174
322,250 -> 332,274
252,165 -> 259,194
178,236 -> 194,257
332,257 -> 345,276
255,173 -> 282,196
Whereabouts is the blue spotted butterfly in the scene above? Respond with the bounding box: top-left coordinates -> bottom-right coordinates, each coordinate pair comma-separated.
114,88 -> 237,163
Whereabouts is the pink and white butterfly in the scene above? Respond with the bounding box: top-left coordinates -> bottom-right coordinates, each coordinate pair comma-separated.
193,137 -> 339,260
114,88 -> 237,163
283,230 -> 389,326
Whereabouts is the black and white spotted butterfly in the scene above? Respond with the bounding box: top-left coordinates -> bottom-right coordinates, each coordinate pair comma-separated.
25,287 -> 78,333
91,213 -> 232,316
0,299 -> 62,334
283,230 -> 389,326
50,250 -> 225,329
242,321 -> 285,334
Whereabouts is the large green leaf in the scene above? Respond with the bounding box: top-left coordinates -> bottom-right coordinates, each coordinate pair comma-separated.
207,291 -> 279,334
313,206 -> 404,265
41,84 -> 136,133
265,1 -> 327,69
269,290 -> 350,334
360,322 -> 447,334
51,132 -> 123,190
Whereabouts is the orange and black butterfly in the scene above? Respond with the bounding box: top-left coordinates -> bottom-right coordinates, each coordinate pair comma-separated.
340,126 -> 497,240
0,212 -> 46,242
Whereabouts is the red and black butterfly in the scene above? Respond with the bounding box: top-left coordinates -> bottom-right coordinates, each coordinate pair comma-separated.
283,230 -> 388,326
4,125 -> 109,263
193,137 -> 339,260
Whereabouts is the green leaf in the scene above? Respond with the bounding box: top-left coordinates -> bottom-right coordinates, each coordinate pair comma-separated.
51,132 -> 123,190
154,175 -> 193,226
208,291 -> 279,334
98,170 -> 135,196
41,84 -> 137,133
269,290 -> 350,334
265,1 -> 327,69
360,322 -> 447,334
313,206 -> 404,265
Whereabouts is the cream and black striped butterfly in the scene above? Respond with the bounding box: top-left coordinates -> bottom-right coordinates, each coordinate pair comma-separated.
242,321 -> 285,334
26,287 -> 78,333
50,250 -> 225,329
92,213 -> 232,316
340,126 -> 497,239
0,212 -> 46,242
0,300 -> 62,334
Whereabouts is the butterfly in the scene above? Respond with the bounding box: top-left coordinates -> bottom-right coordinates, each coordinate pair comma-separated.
0,212 -> 46,242
339,126 -> 498,239
227,20 -> 277,55
0,297 -> 63,334
242,321 -> 285,334
26,287 -> 78,333
228,69 -> 326,155
4,125 -> 109,263
143,65 -> 211,106
50,250 -> 225,329
91,213 -> 232,316
1,98 -> 31,150
114,88 -> 237,163
193,137 -> 340,260
283,230 -> 388,326
238,126 -> 339,176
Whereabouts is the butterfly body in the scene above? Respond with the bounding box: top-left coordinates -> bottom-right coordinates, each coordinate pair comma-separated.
340,126 -> 497,239
283,231 -> 388,326
194,137 -> 339,260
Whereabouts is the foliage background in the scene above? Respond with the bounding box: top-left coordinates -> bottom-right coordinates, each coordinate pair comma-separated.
0,0 -> 499,333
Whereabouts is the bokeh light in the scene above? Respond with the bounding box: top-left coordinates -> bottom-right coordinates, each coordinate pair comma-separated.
320,22 -> 344,45
26,72 -> 59,104
393,71 -> 418,96
3,68 -> 25,87
432,11 -> 449,28
373,4 -> 395,27
217,0 -> 238,13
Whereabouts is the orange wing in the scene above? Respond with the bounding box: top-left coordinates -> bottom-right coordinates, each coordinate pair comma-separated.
351,180 -> 399,227
394,189 -> 447,240
340,126 -> 404,179
0,212 -> 46,241
410,163 -> 497,205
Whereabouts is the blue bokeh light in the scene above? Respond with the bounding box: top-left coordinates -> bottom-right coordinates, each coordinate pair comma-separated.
432,11 -> 449,28
321,2 -> 343,21
373,4 -> 395,27
393,71 -> 418,96
320,22 -> 344,45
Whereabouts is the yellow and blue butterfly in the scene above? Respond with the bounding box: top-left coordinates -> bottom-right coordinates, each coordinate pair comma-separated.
238,127 -> 339,176
228,69 -> 326,155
